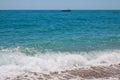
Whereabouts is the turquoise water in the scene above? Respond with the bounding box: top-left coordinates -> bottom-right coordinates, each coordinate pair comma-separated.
0,10 -> 120,79
0,10 -> 120,53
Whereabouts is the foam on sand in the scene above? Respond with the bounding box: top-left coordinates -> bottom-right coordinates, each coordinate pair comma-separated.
6,64 -> 120,80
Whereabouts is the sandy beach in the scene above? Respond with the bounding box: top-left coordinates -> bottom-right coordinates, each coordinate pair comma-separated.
6,64 -> 120,80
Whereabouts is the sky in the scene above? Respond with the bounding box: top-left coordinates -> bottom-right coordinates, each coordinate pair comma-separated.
0,0 -> 120,10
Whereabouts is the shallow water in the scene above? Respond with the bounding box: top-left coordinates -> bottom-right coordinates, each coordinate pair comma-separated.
0,10 -> 120,52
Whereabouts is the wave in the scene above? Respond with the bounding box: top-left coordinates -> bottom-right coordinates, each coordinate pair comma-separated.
0,48 -> 120,79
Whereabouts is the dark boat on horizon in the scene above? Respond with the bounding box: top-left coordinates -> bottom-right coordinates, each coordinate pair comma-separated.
61,10 -> 71,12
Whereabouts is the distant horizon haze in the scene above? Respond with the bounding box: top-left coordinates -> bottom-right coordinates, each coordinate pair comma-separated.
0,0 -> 120,10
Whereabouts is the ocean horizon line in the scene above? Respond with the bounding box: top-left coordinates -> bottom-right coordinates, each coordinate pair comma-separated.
0,9 -> 120,11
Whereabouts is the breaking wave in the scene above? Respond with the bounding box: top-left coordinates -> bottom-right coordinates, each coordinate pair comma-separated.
0,47 -> 120,79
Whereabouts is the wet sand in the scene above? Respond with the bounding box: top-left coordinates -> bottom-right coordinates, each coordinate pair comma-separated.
6,64 -> 120,80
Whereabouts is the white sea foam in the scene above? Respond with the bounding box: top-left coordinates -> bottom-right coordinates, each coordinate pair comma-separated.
0,48 -> 120,79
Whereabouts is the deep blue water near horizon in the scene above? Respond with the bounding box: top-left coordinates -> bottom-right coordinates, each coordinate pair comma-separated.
0,10 -> 120,53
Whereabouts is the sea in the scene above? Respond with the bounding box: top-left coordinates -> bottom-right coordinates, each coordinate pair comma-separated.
0,10 -> 120,79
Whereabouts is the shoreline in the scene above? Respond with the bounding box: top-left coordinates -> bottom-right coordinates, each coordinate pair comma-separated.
6,64 -> 120,80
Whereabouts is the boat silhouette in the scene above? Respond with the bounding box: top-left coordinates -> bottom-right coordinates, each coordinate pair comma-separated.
61,9 -> 71,12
